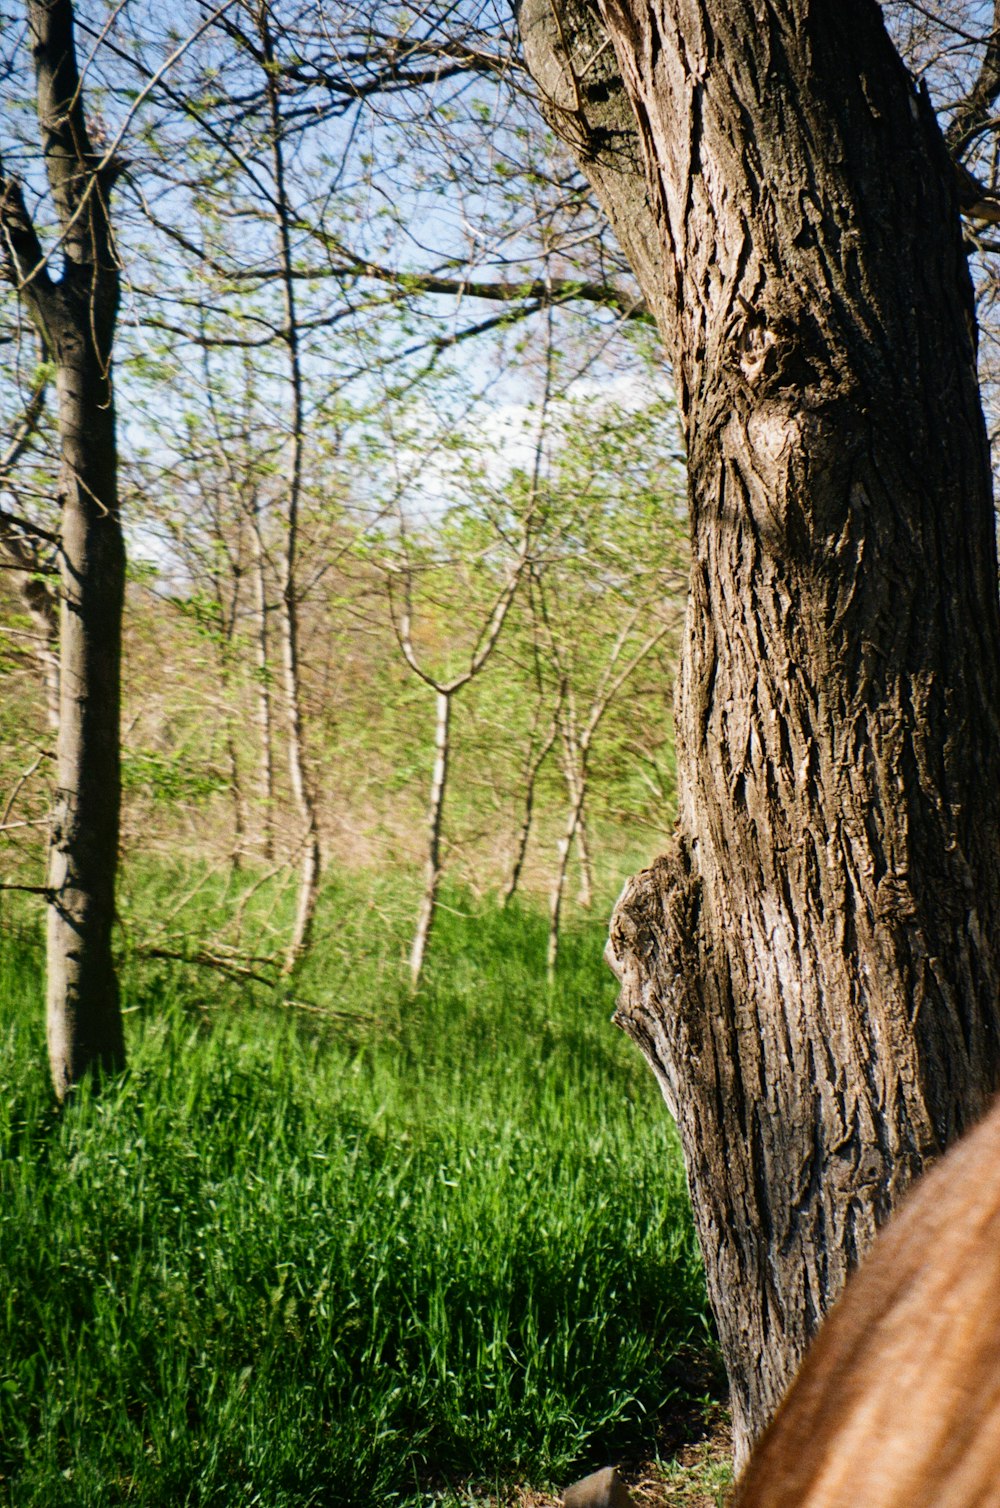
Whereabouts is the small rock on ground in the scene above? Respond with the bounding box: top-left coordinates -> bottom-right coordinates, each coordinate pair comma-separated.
508,1409 -> 733,1508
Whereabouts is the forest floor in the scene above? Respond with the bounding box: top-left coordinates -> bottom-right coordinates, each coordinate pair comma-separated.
0,873 -> 726,1507
622,1410 -> 732,1508
512,1402 -> 733,1507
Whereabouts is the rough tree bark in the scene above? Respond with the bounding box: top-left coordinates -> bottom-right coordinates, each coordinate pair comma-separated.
519,0 -> 1000,1463
1,0 -> 127,1097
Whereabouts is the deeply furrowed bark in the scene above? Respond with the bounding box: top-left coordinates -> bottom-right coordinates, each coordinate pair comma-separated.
519,0 -> 1000,1462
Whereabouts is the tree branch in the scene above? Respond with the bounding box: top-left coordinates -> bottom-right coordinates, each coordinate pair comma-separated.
28,0 -> 117,281
126,190 -> 650,321
136,944 -> 277,986
0,372 -> 49,481
946,2 -> 1000,158
0,503 -> 60,550
0,168 -> 56,323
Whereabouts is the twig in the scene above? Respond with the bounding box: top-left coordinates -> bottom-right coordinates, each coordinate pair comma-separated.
137,945 -> 277,986
281,997 -> 381,1024
1,752 -> 46,827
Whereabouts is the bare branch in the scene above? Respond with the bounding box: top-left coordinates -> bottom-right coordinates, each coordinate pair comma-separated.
1,753 -> 48,830
136,945 -> 277,986
0,371 -> 49,481
946,2 -> 1000,157
0,170 -> 56,326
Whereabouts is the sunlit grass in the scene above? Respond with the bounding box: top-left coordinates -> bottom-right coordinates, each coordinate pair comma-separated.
0,885 -> 714,1507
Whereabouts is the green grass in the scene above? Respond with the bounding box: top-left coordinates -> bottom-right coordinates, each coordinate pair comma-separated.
0,883 -> 715,1506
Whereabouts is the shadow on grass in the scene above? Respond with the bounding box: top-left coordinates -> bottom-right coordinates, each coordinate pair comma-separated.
0,880 -> 724,1507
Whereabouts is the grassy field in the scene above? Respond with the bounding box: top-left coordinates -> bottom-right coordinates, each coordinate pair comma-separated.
0,879 -> 717,1506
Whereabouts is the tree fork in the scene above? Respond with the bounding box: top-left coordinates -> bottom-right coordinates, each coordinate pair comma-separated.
520,0 -> 1000,1462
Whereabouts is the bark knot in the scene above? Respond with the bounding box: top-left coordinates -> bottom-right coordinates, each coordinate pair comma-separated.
607,836 -> 704,1050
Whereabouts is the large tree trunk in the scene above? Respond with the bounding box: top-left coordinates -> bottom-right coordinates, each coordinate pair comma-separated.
0,0 -> 127,1096
520,0 -> 1000,1463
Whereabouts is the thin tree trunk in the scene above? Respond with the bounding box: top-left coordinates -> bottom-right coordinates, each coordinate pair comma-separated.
410,688 -> 450,990
559,709 -> 592,910
45,353 -> 126,1096
38,611 -> 59,735
502,711 -> 558,906
225,730 -> 246,869
209,552 -> 247,874
573,785 -> 593,909
547,767 -> 587,978
0,0 -> 128,1097
250,508 -> 275,861
281,603 -> 320,971
522,0 -> 1000,1463
260,10 -> 321,973
389,515 -> 530,987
